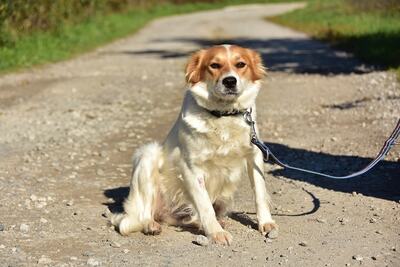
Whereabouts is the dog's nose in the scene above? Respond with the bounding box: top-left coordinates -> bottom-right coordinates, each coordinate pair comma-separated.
222,76 -> 237,89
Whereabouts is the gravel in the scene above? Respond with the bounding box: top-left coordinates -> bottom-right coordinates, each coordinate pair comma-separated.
0,3 -> 398,267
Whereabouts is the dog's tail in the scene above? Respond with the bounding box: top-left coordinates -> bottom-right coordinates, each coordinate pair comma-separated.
111,142 -> 163,235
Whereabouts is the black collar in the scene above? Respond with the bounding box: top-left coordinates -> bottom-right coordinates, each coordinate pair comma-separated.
209,109 -> 247,118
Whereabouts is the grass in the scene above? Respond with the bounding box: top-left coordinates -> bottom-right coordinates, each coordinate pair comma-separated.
268,0 -> 400,78
0,0 -> 300,74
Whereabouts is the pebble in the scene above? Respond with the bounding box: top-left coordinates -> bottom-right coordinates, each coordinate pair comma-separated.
369,218 -> 377,223
40,218 -> 48,224
96,169 -> 105,176
352,255 -> 363,261
264,238 -> 273,244
110,241 -> 121,248
316,218 -> 327,224
66,200 -> 74,206
38,255 -> 52,264
299,241 -> 308,247
267,228 -> 279,239
19,223 -> 29,233
194,235 -> 209,246
123,249 -> 129,254
99,151 -> 108,157
338,217 -> 348,225
118,146 -> 127,152
87,258 -> 100,266
0,223 -> 4,231
70,256 -> 78,261
82,251 -> 94,257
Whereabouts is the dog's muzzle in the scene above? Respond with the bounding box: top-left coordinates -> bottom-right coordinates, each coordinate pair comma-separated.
222,76 -> 238,95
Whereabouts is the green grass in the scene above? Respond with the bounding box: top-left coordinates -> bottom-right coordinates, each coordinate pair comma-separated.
0,0 -> 300,73
268,0 -> 400,78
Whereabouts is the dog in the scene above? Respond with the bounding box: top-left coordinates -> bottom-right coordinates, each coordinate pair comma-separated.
112,44 -> 277,245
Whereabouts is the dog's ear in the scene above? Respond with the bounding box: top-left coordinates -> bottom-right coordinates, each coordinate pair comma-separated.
247,49 -> 266,81
185,50 -> 205,84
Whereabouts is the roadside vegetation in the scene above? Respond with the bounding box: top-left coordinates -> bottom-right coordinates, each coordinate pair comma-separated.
268,0 -> 400,78
0,0 -> 298,73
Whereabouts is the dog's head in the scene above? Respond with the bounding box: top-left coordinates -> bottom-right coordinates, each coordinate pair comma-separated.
185,45 -> 266,111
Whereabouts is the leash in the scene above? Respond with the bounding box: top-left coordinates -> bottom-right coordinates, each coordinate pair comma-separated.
244,108 -> 400,179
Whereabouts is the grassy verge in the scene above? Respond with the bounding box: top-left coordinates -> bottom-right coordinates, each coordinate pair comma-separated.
0,0 -> 299,74
268,0 -> 400,78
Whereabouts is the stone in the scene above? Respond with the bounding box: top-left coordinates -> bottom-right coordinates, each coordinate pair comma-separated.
0,223 -> 4,231
38,255 -> 52,264
87,258 -> 100,266
194,235 -> 209,246
110,241 -> 121,248
352,255 -> 363,261
267,228 -> 279,239
299,241 -> 308,247
20,223 -> 29,233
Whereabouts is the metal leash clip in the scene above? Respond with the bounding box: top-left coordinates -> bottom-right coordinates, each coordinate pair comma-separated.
244,108 -> 257,140
244,108 -> 269,161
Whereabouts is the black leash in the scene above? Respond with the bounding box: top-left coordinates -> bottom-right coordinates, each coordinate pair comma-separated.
244,108 -> 400,179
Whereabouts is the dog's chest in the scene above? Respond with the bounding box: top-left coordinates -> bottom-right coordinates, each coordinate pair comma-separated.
192,116 -> 253,162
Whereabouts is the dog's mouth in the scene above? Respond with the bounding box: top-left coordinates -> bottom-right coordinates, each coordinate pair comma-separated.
224,88 -> 239,95
220,84 -> 240,96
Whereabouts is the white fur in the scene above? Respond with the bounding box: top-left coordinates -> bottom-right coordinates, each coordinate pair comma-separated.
112,47 -> 276,244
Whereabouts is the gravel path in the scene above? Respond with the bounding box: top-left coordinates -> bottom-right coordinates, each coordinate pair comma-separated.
0,3 -> 399,266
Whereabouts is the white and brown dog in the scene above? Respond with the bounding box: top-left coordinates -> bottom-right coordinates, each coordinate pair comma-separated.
112,45 -> 277,245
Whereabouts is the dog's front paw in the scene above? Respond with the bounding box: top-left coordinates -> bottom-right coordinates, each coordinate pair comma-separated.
143,220 -> 162,235
210,230 -> 232,245
259,222 -> 278,237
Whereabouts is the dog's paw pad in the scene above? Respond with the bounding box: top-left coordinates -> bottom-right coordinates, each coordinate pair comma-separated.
210,231 -> 232,245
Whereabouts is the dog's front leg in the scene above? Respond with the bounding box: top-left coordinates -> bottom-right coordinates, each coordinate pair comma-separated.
182,163 -> 232,245
247,146 -> 278,236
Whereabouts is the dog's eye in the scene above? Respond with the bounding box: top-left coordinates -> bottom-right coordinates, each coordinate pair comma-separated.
210,63 -> 221,69
236,62 -> 246,68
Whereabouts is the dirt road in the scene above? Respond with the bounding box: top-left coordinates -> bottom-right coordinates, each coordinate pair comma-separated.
0,3 -> 399,266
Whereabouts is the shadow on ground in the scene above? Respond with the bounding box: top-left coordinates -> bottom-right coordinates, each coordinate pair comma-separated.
110,37 -> 379,74
265,142 -> 400,201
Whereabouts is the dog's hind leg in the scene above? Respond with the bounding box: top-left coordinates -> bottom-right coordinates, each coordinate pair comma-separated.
111,143 -> 163,235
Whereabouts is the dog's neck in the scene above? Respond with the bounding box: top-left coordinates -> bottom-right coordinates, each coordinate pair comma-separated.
208,109 -> 247,118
